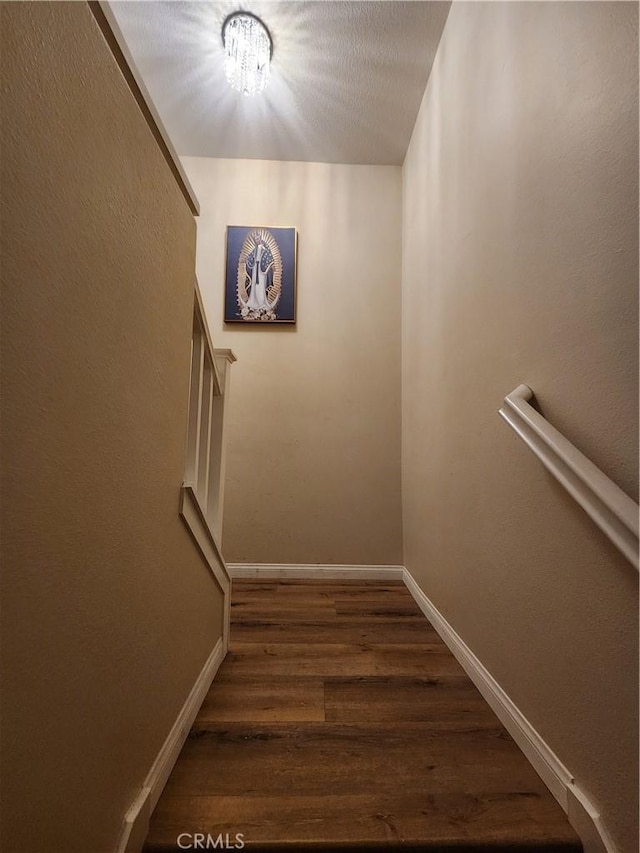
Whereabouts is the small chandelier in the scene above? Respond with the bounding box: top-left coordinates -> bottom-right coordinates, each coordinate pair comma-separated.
222,12 -> 272,97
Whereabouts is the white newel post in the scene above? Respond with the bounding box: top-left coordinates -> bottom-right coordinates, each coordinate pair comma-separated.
208,348 -> 237,544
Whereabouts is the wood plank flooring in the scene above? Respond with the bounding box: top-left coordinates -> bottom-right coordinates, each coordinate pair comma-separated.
143,580 -> 581,852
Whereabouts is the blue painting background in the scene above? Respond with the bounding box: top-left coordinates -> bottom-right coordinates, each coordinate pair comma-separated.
224,226 -> 297,323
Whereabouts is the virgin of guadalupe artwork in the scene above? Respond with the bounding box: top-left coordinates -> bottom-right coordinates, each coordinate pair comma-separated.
224,226 -> 297,324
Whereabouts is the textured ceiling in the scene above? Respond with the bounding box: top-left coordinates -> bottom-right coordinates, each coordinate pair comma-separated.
109,1 -> 451,165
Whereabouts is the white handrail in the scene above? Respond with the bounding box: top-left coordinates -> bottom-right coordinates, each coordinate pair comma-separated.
499,384 -> 639,569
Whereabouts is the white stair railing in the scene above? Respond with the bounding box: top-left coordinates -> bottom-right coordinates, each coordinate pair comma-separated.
184,281 -> 236,544
499,384 -> 638,569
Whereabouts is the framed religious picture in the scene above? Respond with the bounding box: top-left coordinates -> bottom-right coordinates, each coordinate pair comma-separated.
224,225 -> 297,324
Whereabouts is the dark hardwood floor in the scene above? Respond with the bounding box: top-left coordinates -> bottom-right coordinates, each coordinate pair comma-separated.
143,579 -> 581,852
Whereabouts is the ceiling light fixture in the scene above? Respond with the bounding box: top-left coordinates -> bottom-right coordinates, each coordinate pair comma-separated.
222,12 -> 272,97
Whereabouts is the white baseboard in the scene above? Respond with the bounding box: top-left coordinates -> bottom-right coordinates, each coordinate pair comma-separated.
402,567 -> 616,853
227,563 -> 405,580
116,637 -> 225,853
566,785 -> 617,853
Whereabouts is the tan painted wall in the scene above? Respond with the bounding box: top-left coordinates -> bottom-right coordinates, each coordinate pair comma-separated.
0,5 -> 224,853
401,3 -> 638,851
182,157 -> 403,565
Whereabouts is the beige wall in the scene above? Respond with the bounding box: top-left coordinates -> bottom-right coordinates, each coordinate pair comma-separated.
2,3 -> 636,852
402,3 -> 638,851
0,5 -> 224,853
182,157 -> 403,565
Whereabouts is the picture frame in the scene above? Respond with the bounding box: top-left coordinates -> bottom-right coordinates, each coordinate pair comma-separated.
224,225 -> 297,324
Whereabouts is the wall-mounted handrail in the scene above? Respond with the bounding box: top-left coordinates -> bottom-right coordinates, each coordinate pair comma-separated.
499,384 -> 639,569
